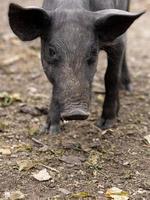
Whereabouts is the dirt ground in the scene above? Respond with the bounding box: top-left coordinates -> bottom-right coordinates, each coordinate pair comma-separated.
0,0 -> 150,199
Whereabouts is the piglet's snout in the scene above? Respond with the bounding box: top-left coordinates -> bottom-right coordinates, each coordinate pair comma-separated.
61,108 -> 89,120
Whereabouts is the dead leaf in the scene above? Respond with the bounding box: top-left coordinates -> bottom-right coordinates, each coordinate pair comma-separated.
61,140 -> 81,150
0,92 -> 12,107
4,191 -> 25,200
19,105 -> 47,116
19,105 -> 40,116
32,169 -> 52,181
0,148 -> 11,155
0,92 -> 22,107
87,151 -> 100,166
0,121 -> 8,132
105,187 -> 129,200
35,106 -> 48,115
17,160 -> 36,171
96,94 -> 104,104
144,135 -> 150,145
58,188 -> 71,195
28,124 -> 39,136
70,192 -> 91,198
38,145 -> 49,152
13,143 -> 32,153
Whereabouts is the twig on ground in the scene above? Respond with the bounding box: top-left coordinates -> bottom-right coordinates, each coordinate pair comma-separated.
39,163 -> 59,173
31,137 -> 45,147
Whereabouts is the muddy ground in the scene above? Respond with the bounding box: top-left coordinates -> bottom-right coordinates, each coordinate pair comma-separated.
0,0 -> 150,199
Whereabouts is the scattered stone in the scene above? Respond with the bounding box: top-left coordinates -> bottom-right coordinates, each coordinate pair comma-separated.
0,148 -> 11,155
0,108 -> 7,117
35,106 -> 48,115
123,161 -> 130,166
81,144 -> 91,152
90,138 -> 102,151
0,121 -> 8,132
60,155 -> 85,166
141,180 -> 150,190
19,105 -> 41,116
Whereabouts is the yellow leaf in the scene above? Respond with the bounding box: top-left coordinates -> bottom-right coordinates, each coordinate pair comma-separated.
17,160 -> 36,171
0,92 -> 22,107
105,187 -> 129,200
97,95 -> 104,104
11,93 -> 22,101
0,92 -> 12,107
28,124 -> 39,136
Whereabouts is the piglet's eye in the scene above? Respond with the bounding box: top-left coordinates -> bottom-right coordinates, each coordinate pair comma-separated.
45,45 -> 59,65
49,47 -> 56,57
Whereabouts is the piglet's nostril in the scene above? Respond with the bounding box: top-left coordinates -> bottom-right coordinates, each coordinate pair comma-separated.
61,109 -> 89,120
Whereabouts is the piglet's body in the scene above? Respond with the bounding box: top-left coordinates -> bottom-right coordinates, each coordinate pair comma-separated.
8,0 -> 144,134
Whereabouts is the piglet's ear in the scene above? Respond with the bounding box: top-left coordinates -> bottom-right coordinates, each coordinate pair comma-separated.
94,9 -> 145,42
8,3 -> 51,41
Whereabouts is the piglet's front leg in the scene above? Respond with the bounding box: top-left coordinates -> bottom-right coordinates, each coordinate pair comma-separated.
97,40 -> 125,129
40,96 -> 61,135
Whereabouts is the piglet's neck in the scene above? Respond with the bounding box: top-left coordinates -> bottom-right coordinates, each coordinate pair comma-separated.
43,0 -> 90,11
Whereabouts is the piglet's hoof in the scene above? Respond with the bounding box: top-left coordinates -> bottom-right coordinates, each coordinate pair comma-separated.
120,82 -> 133,92
49,125 -> 61,135
125,83 -> 133,92
96,118 -> 116,130
39,124 -> 61,135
